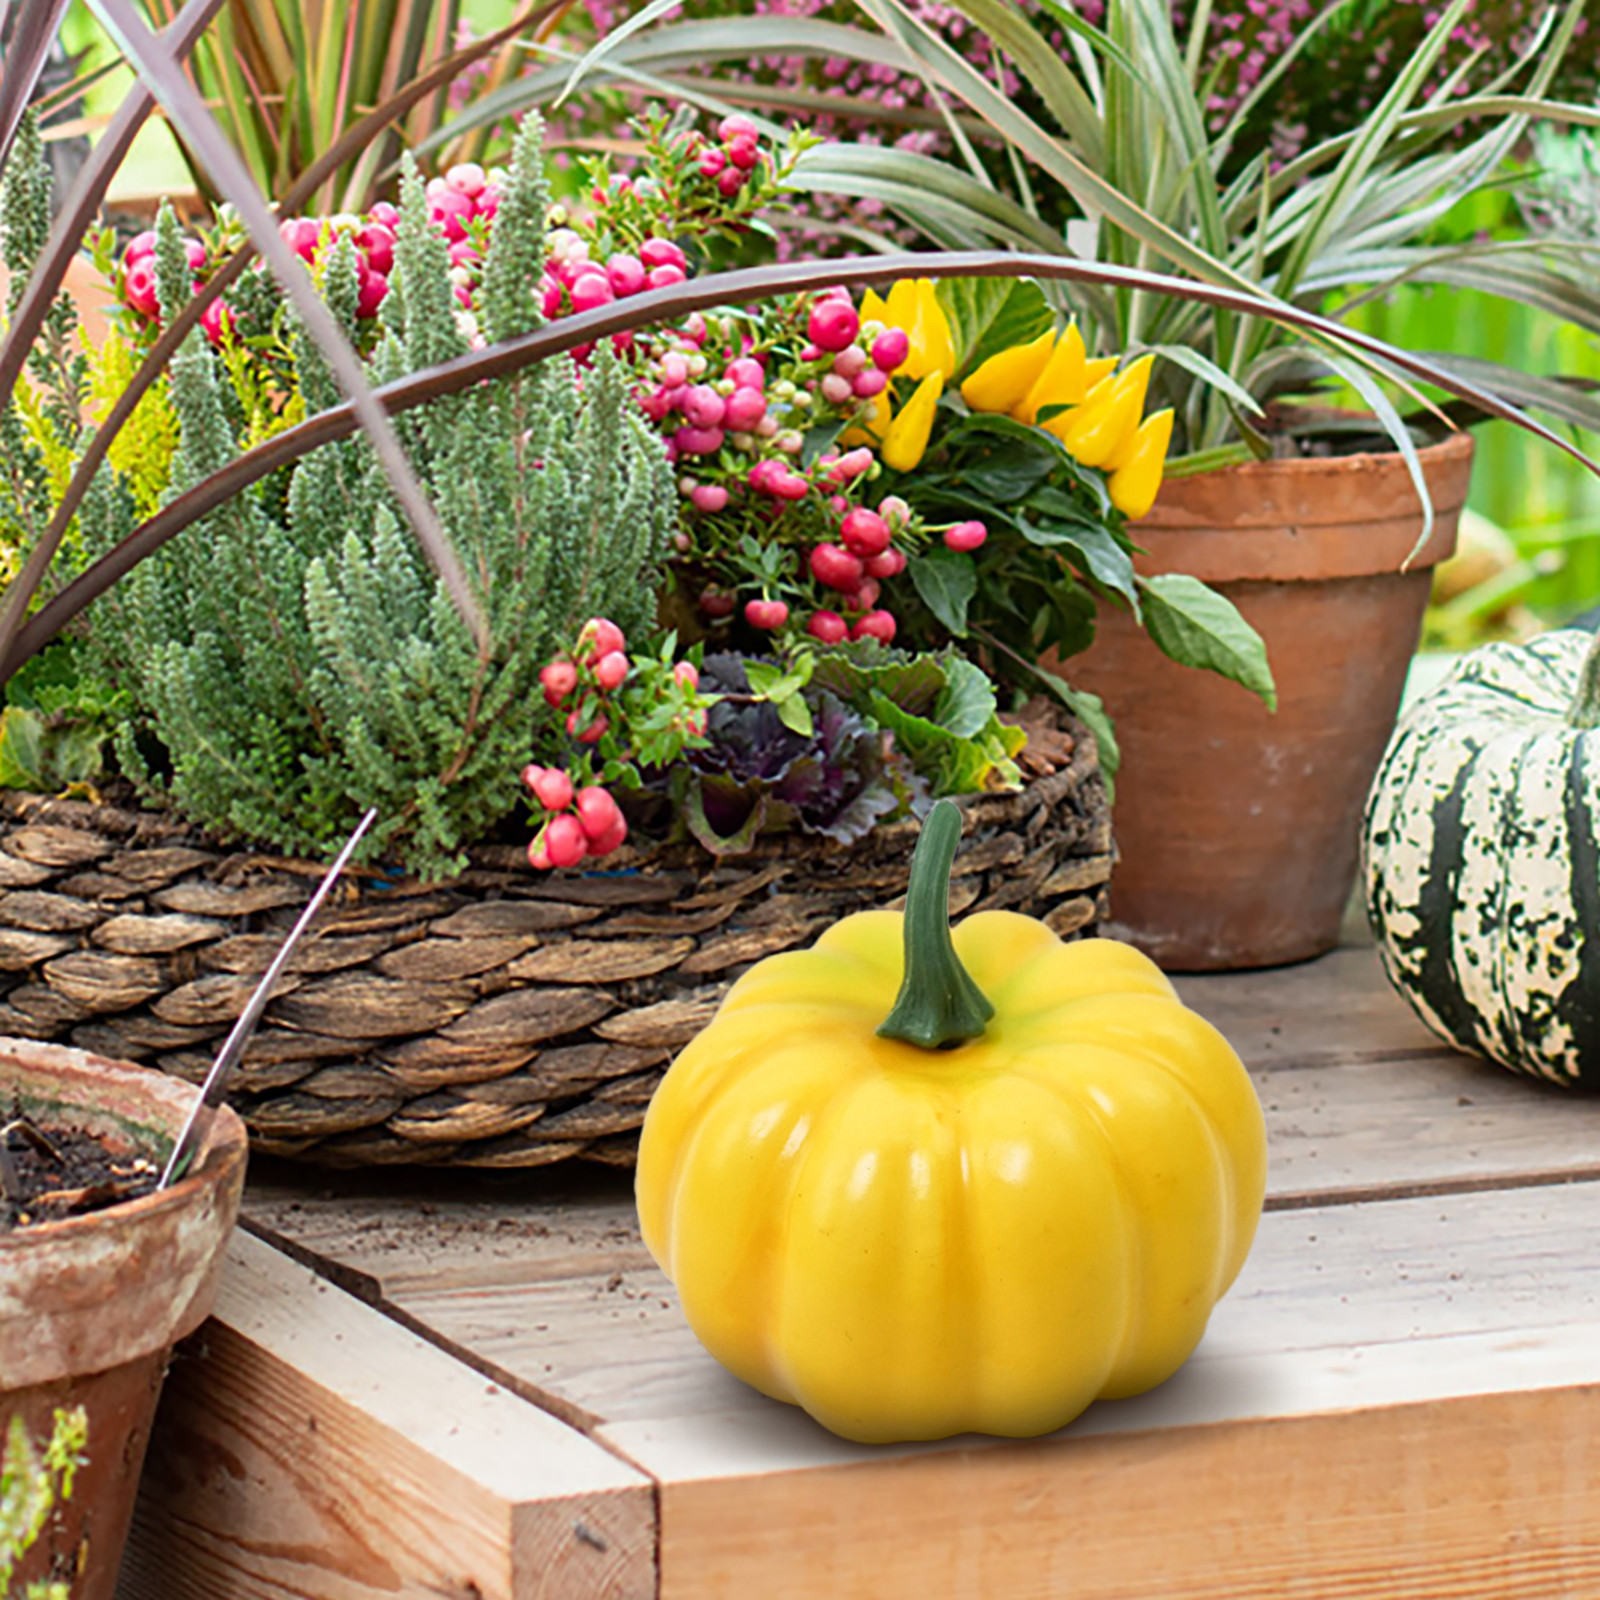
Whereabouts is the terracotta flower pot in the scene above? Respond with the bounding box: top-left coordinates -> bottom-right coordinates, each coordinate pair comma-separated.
1064,427 -> 1474,972
0,1041 -> 246,1600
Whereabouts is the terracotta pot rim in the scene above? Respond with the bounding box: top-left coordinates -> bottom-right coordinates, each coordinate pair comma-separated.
1168,423 -> 1473,484
0,1037 -> 245,1254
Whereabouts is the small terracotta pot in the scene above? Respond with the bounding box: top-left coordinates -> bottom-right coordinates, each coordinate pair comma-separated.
0,1040 -> 245,1600
1063,427 -> 1474,971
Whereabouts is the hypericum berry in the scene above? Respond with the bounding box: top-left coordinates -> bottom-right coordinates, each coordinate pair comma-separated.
877,494 -> 912,528
871,327 -> 911,372
123,260 -> 159,320
683,385 -> 727,429
808,298 -> 861,354
122,229 -> 157,266
846,577 -> 882,613
674,660 -> 701,690
569,271 -> 616,312
445,161 -> 487,197
607,253 -> 646,297
771,470 -> 810,502
727,136 -> 761,172
545,814 -> 589,869
699,588 -> 737,618
279,217 -> 321,261
745,598 -> 790,631
428,189 -> 474,241
358,221 -> 395,275
820,373 -> 854,407
527,836 -> 554,871
840,507 -> 892,558
832,345 -> 868,380
586,815 -> 629,858
716,168 -> 745,198
593,650 -> 630,691
567,709 -> 610,744
200,298 -> 235,346
369,200 -> 400,228
580,618 -> 626,662
807,609 -> 849,644
723,386 -> 767,432
718,112 -> 760,142
852,609 -> 898,644
356,269 -> 389,320
575,785 -> 622,842
725,356 -> 765,389
540,659 -> 579,705
943,519 -> 989,552
521,763 -> 546,792
640,237 -> 688,271
809,543 -> 865,592
689,483 -> 729,514
532,768 -> 575,811
647,263 -> 688,291
675,425 -> 725,456
852,367 -> 888,400
698,146 -> 728,178
829,447 -> 875,482
864,546 -> 907,580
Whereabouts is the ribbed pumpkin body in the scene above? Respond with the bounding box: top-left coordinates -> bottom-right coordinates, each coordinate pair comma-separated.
1362,629 -> 1600,1085
636,911 -> 1267,1443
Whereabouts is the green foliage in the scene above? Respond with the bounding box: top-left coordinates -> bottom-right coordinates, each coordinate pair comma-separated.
71,117 -> 675,877
0,1407 -> 87,1600
0,645 -> 127,795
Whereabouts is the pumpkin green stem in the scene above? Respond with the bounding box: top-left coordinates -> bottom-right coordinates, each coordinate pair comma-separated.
1570,630 -> 1600,730
877,800 -> 995,1050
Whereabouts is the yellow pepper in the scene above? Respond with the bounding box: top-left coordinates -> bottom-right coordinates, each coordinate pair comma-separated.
879,370 -> 943,472
1050,354 -> 1153,467
859,287 -> 890,326
1109,407 -> 1174,519
1011,321 -> 1086,424
883,277 -> 956,382
959,328 -> 1056,414
636,802 -> 1267,1445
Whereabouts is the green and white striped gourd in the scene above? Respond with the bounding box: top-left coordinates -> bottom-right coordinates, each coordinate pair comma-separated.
1362,628 -> 1600,1086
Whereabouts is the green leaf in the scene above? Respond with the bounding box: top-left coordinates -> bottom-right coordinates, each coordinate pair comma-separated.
932,655 -> 996,739
1139,574 -> 1277,710
776,693 -> 815,737
936,276 -> 1054,380
743,660 -> 783,698
1017,515 -> 1139,609
909,547 -> 977,636
0,706 -> 45,790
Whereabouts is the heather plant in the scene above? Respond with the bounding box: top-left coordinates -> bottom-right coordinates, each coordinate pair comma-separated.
68,117 -> 676,877
0,1407 -> 86,1600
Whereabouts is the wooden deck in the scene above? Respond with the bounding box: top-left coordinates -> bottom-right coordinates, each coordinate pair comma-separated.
119,942 -> 1600,1599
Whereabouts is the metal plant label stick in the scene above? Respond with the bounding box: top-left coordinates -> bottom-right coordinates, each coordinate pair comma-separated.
158,808 -> 378,1188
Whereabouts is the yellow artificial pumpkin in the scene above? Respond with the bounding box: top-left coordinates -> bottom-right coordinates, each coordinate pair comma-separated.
636,802 -> 1268,1444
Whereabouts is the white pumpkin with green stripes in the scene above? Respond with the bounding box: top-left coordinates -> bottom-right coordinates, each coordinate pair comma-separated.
1362,628 -> 1600,1086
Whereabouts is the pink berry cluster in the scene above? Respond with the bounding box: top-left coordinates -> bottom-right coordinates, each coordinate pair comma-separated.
277,200 -> 406,321
682,113 -> 768,202
419,162 -> 502,310
537,616 -> 634,746
539,227 -> 687,358
117,229 -> 225,341
521,765 -> 628,869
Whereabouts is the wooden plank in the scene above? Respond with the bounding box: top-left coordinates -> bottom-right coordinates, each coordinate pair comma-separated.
1172,944 -> 1447,1069
651,1384 -> 1600,1600
118,1231 -> 654,1600
240,1174 -> 1600,1597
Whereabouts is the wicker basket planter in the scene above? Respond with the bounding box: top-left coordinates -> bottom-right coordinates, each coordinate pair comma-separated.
0,717 -> 1111,1169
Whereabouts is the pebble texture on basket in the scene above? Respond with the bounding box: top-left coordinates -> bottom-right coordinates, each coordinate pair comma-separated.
0,722 -> 1111,1168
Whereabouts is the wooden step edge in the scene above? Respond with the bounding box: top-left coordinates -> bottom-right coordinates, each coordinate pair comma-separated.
120,1230 -> 657,1600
